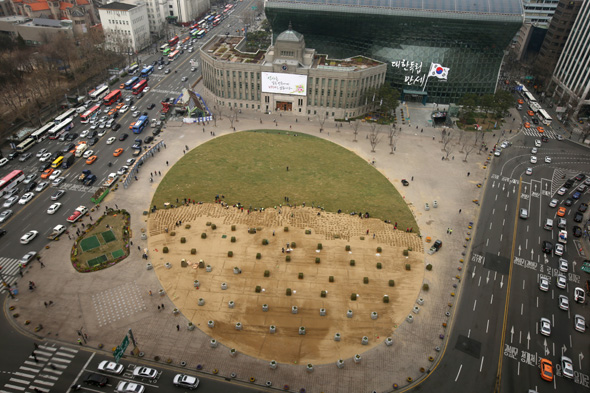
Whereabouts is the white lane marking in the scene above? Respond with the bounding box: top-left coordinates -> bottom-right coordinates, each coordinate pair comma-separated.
473,300 -> 477,311
8,378 -> 30,385
491,294 -> 494,304
486,238 -> 489,247
13,372 -> 35,379
4,384 -> 26,391
490,222 -> 493,230
486,319 -> 490,333
19,367 -> 40,373
523,280 -> 525,290
455,364 -> 463,382
480,357 -> 485,372
521,303 -> 524,315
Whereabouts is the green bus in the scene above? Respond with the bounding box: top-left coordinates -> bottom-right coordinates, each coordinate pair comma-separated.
163,47 -> 171,56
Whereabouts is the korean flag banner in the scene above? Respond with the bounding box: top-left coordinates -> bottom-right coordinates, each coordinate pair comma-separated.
429,63 -> 450,80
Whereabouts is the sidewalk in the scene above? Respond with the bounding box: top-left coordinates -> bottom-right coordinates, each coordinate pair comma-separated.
5,100 -> 490,392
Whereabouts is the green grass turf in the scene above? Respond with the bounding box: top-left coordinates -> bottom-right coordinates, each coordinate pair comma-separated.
87,254 -> 107,267
80,235 -> 100,252
152,130 -> 417,229
101,230 -> 116,243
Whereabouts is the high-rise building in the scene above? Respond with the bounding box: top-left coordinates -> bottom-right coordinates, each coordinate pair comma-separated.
164,0 -> 209,24
549,0 -> 590,119
98,1 -> 149,53
265,0 -> 523,104
537,0 -> 584,78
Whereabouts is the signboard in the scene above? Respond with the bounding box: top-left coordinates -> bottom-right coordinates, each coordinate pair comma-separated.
261,72 -> 307,96
114,335 -> 129,362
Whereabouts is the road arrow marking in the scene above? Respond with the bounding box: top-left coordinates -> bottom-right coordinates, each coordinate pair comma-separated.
486,271 -> 490,284
544,339 -> 550,356
500,276 -> 504,289
518,245 -> 522,256
562,344 -> 567,356
580,353 -> 584,369
510,326 -> 514,343
527,332 -> 530,350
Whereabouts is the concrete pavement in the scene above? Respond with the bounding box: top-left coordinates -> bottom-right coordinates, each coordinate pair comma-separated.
4,99 -> 496,392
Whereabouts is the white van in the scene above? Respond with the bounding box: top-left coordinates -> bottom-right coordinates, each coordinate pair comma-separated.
0,157 -> 8,167
75,144 -> 88,157
544,218 -> 553,230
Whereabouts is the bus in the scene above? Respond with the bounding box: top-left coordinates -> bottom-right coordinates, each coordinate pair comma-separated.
0,170 -> 25,197
89,85 -> 109,101
198,19 -> 207,28
132,80 -> 148,95
168,35 -> 179,47
80,105 -> 101,123
160,43 -> 169,52
538,109 -> 553,126
48,117 -> 74,139
54,108 -> 77,124
16,137 -> 36,153
128,64 -> 139,74
213,17 -> 221,26
103,89 -> 122,106
523,91 -> 536,103
132,115 -> 148,134
30,122 -> 54,142
168,49 -> 180,61
140,65 -> 154,77
224,4 -> 233,12
125,76 -> 140,90
161,47 -> 170,56
207,15 -> 215,23
196,30 -> 206,39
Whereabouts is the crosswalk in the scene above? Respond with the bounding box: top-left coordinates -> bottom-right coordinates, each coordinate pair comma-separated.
521,128 -> 561,139
0,256 -> 24,292
1,345 -> 78,392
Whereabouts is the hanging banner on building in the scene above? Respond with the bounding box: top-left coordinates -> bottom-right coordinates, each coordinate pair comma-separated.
262,72 -> 307,96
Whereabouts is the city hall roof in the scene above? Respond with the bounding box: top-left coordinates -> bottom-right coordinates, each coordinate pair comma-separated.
266,0 -> 523,17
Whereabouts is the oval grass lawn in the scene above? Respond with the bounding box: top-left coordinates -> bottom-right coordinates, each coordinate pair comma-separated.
152,130 -> 416,230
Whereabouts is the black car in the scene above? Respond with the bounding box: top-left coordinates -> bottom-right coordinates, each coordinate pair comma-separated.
542,241 -> 553,254
112,112 -> 119,119
112,123 -> 121,131
143,135 -> 154,144
573,226 -> 583,237
533,118 -> 540,125
84,373 -> 108,387
401,179 -> 409,186
90,137 -> 99,146
119,133 -> 128,141
132,139 -> 142,149
39,162 -> 51,172
50,151 -> 61,161
575,173 -> 586,181
574,212 -> 584,222
147,103 -> 155,110
152,128 -> 161,136
564,198 -> 574,207
88,130 -> 98,139
62,143 -> 75,153
24,181 -> 37,193
7,151 -> 19,160
66,133 -> 78,141
0,229 -> 6,237
579,203 -> 588,212
564,179 -> 575,189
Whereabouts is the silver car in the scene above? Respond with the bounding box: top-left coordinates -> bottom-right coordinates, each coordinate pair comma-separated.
0,209 -> 13,223
540,318 -> 551,336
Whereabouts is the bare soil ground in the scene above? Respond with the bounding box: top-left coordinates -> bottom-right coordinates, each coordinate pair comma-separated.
148,204 -> 424,365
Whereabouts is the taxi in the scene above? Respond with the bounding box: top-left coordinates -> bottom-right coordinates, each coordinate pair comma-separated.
524,122 -> 531,128
527,110 -> 535,117
517,99 -> 524,105
540,358 -> 553,382
41,168 -> 54,179
86,155 -> 98,165
113,148 -> 124,157
557,207 -> 566,217
537,126 -> 544,133
129,122 -> 135,130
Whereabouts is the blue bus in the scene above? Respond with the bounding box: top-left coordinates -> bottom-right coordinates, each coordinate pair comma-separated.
207,15 -> 215,23
125,76 -> 139,90
141,65 -> 154,77
133,115 -> 148,134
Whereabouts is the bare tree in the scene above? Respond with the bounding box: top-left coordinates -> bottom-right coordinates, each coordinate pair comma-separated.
317,113 -> 327,132
228,108 -> 238,129
463,135 -> 477,162
368,124 -> 382,152
352,120 -> 360,142
442,130 -> 455,159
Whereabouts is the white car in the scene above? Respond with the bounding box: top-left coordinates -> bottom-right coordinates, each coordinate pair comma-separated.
107,137 -> 116,145
558,294 -> 569,311
574,287 -> 585,303
173,374 -> 199,389
575,314 -> 586,333
3,196 -> 18,208
158,65 -> 163,70
83,150 -> 94,159
525,167 -> 533,176
18,192 -> 34,205
20,230 -> 38,244
20,251 -> 37,266
106,119 -> 114,128
144,87 -> 150,93
115,381 -> 145,393
120,105 -> 129,113
559,258 -> 568,273
535,139 -> 542,147
117,166 -> 129,176
557,187 -> 567,196
545,156 -> 551,163
531,147 -> 538,154
98,360 -> 124,375
35,182 -> 48,192
132,366 -> 158,379
49,170 -> 62,181
90,123 -> 98,130
47,202 -> 62,215
0,209 -> 13,222
99,122 -> 106,129
36,148 -> 48,158
540,317 -> 551,336
80,130 -> 89,138
500,141 -> 509,149
554,243 -> 564,256
539,277 -> 549,292
131,106 -> 137,111
52,177 -> 65,187
132,111 -> 140,118
494,149 -> 501,157
530,156 -> 537,164
556,274 -> 567,289
549,198 -> 558,207
562,356 -> 574,379
98,129 -> 107,137
39,152 -> 52,162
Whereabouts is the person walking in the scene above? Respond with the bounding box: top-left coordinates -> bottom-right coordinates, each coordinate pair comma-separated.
176,324 -> 180,331
161,304 -> 165,309
77,338 -> 83,345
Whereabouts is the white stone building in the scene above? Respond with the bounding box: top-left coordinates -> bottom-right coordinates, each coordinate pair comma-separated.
165,0 -> 209,24
98,1 -> 149,53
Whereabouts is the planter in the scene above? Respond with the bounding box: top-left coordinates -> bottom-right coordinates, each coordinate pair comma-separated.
208,320 -> 215,328
406,315 -> 414,323
354,354 -> 361,364
346,309 -> 353,318
292,306 -> 298,314
187,323 -> 195,331
385,337 -> 393,346
413,306 -> 420,314
146,263 -> 153,270
266,381 -> 272,387
198,298 -> 205,306
249,377 -> 256,383
165,262 -> 172,269
270,325 -> 276,334
193,280 -> 200,287
206,265 -> 212,272
262,304 -> 269,312
233,267 -> 241,274
371,311 -> 378,320
298,326 -> 306,335
319,308 -> 326,316
306,364 -> 314,373
230,348 -> 237,357
228,300 -> 235,308
221,282 -> 228,290
361,336 -> 369,345
172,308 -> 179,315
417,297 -> 425,305
337,359 -> 345,369
159,289 -> 165,296
235,322 -> 242,330
210,339 -> 217,348
334,332 -> 341,341
270,360 -> 277,369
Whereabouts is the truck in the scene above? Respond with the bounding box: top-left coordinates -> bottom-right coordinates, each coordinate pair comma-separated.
103,173 -> 119,188
84,174 -> 97,186
62,153 -> 75,169
558,230 -> 567,244
75,144 -> 88,157
47,224 -> 67,240
427,239 -> 442,255
66,206 -> 88,223
78,169 -> 91,182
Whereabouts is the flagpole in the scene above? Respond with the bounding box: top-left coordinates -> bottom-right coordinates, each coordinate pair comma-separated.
422,75 -> 431,92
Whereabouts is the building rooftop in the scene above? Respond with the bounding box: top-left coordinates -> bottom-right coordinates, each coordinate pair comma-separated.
202,35 -> 383,70
98,1 -> 136,11
266,0 -> 523,16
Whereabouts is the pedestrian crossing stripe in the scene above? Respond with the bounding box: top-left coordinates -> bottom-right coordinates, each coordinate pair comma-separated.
521,128 -> 560,139
0,257 -> 24,293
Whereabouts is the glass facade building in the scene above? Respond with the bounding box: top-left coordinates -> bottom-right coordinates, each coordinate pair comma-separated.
265,0 -> 523,104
